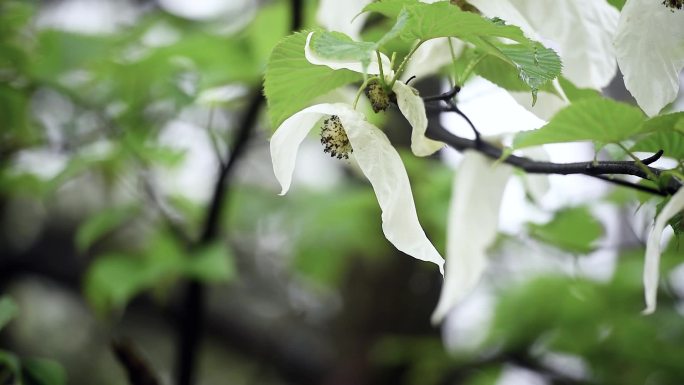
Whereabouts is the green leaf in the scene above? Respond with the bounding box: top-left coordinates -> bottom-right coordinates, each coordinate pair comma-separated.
0,297 -> 18,331
392,2 -> 560,99
473,49 -> 560,97
22,358 -> 66,385
607,0 -> 627,10
632,129 -> 684,160
0,350 -> 21,383
185,243 -> 235,283
640,111 -> 684,134
494,42 -> 562,104
558,77 -> 600,102
310,31 -> 376,68
0,84 -> 35,148
474,54 -> 535,92
75,204 -> 140,252
84,253 -> 154,314
401,2 -> 529,43
514,97 -> 646,148
376,8 -> 410,48
264,31 -> 359,128
363,0 -> 415,19
528,206 -> 603,254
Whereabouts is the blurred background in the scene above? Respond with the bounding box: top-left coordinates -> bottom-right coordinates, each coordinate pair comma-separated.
1,1 -> 684,384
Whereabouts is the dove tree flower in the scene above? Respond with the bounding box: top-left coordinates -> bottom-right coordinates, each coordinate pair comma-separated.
269,32 -> 445,271
266,0 -> 684,324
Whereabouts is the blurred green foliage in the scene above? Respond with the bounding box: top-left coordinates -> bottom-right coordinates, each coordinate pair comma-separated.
0,297 -> 66,385
528,206 -> 604,254
2,1 -> 684,385
85,231 -> 235,314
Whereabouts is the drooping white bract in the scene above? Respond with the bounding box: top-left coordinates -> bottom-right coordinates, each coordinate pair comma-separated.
643,188 -> 684,314
304,32 -> 443,157
470,0 -> 619,90
270,103 -> 445,272
432,151 -> 512,323
469,0 -> 618,119
615,0 -> 684,117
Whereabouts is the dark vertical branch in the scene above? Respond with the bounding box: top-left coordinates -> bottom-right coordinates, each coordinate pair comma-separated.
175,91 -> 263,385
174,1 -> 302,383
290,0 -> 303,31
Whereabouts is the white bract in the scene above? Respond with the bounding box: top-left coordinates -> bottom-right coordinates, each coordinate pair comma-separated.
432,151 -> 512,323
270,103 -> 444,271
470,0 -> 619,90
643,188 -> 684,314
615,0 -> 684,116
469,0 -> 618,119
316,0 -> 373,40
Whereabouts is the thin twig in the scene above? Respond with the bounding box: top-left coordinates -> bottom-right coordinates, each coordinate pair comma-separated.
445,100 -> 480,142
422,86 -> 461,102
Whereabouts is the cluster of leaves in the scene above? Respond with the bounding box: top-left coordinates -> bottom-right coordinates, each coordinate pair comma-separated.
265,0 -> 562,128
0,297 -> 66,385
0,0 -> 294,315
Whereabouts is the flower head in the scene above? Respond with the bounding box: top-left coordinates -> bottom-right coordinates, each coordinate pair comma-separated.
320,115 -> 353,159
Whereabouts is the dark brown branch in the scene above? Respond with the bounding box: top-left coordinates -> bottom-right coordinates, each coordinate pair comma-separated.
422,85 -> 460,102
175,90 -> 263,385
425,122 -> 678,196
112,338 -> 160,385
419,87 -> 680,196
174,0 -> 304,380
445,100 -> 481,141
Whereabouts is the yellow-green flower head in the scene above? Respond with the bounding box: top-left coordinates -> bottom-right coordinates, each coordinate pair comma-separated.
320,115 -> 353,159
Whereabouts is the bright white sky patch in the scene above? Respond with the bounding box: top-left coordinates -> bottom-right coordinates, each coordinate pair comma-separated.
37,0 -> 138,34
158,0 -> 254,21
441,77 -> 546,139
157,120 -> 219,203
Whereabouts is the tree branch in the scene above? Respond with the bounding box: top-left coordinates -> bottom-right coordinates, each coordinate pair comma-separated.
174,0 -> 303,382
419,87 -> 680,197
174,90 -> 264,385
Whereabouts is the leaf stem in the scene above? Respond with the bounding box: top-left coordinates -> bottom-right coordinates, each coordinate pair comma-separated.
353,77 -> 374,109
390,39 -> 424,88
459,53 -> 485,86
376,50 -> 388,92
